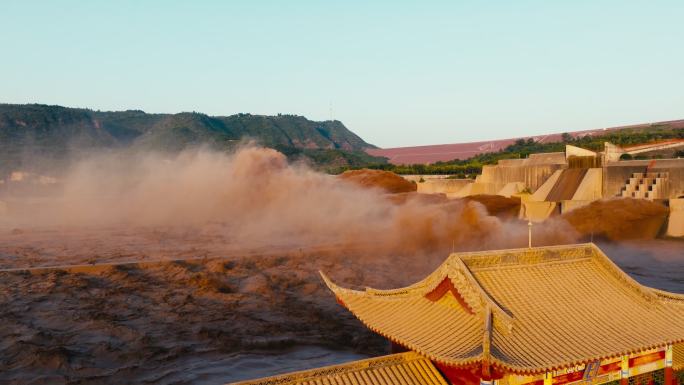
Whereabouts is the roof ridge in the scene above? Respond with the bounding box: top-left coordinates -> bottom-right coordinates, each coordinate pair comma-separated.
649,288 -> 684,303
363,257 -> 458,296
321,257 -> 515,336
587,244 -> 662,304
320,255 -> 465,298
459,244 -> 594,270
468,256 -> 593,272
320,270 -> 357,296
320,270 -> 488,370
322,244 -> 595,298
320,245 -> 684,376
227,351 -> 440,385
449,243 -> 593,259
452,256 -> 515,334
482,306 -> 493,378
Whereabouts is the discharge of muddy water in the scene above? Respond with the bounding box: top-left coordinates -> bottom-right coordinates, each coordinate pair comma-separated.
0,146 -> 579,259
0,146 -> 681,384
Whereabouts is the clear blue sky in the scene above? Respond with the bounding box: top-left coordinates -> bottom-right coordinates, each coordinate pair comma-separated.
2,0 -> 683,148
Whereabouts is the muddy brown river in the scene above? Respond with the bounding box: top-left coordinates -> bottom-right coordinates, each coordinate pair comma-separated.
0,230 -> 681,384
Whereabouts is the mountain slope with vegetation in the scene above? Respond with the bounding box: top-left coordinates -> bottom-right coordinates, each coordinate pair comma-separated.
0,104 -> 382,174
343,125 -> 684,177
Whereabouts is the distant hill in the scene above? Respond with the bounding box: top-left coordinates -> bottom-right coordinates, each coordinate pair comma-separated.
368,119 -> 684,164
0,104 -> 381,174
354,122 -> 684,177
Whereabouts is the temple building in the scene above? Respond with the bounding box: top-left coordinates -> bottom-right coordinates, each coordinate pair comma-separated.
231,244 -> 684,385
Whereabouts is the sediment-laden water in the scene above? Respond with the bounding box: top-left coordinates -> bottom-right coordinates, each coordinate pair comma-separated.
0,231 -> 680,384
0,148 -> 680,384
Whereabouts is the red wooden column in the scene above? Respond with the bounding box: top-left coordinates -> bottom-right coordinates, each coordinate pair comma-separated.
665,344 -> 674,385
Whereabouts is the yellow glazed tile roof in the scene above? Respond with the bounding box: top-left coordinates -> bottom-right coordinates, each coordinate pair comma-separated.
674,343 -> 684,371
322,243 -> 684,374
226,351 -> 448,385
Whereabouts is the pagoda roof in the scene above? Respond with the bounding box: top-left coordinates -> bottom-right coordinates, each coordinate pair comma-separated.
321,243 -> 684,374
227,351 -> 448,385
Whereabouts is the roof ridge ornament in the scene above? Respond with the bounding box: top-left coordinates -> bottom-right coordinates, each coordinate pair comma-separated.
424,277 -> 476,314
481,306 -> 493,378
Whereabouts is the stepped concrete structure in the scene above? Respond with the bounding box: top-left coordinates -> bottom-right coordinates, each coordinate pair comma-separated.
446,153 -> 566,199
401,142 -> 684,235
603,159 -> 684,200
527,149 -> 684,225
619,172 -> 670,200
524,166 -> 603,218
476,153 -> 566,194
402,143 -> 684,201
231,244 -> 683,385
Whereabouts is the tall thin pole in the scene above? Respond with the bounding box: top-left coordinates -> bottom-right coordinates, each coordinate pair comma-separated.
528,220 -> 533,248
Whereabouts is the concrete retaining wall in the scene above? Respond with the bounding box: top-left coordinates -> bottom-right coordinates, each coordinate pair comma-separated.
447,182 -> 499,198
402,175 -> 453,182
565,145 -> 597,159
572,168 -> 603,201
666,166 -> 684,198
520,201 -> 558,222
531,170 -> 562,201
498,182 -> 525,197
416,178 -> 474,194
667,198 -> 684,237
478,163 -> 564,193
561,200 -> 592,214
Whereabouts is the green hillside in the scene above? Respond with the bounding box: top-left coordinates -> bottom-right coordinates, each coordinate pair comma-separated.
0,104 -> 382,174
338,126 -> 684,177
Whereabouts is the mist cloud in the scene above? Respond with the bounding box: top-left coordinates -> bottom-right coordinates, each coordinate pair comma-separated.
0,146 -> 578,257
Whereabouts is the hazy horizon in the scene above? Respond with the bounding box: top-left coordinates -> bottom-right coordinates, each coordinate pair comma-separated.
3,0 -> 683,147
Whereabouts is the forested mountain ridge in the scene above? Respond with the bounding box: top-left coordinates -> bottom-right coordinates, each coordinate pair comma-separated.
0,104 -> 381,173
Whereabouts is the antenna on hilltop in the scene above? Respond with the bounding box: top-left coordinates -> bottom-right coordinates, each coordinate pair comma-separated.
329,100 -> 333,121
